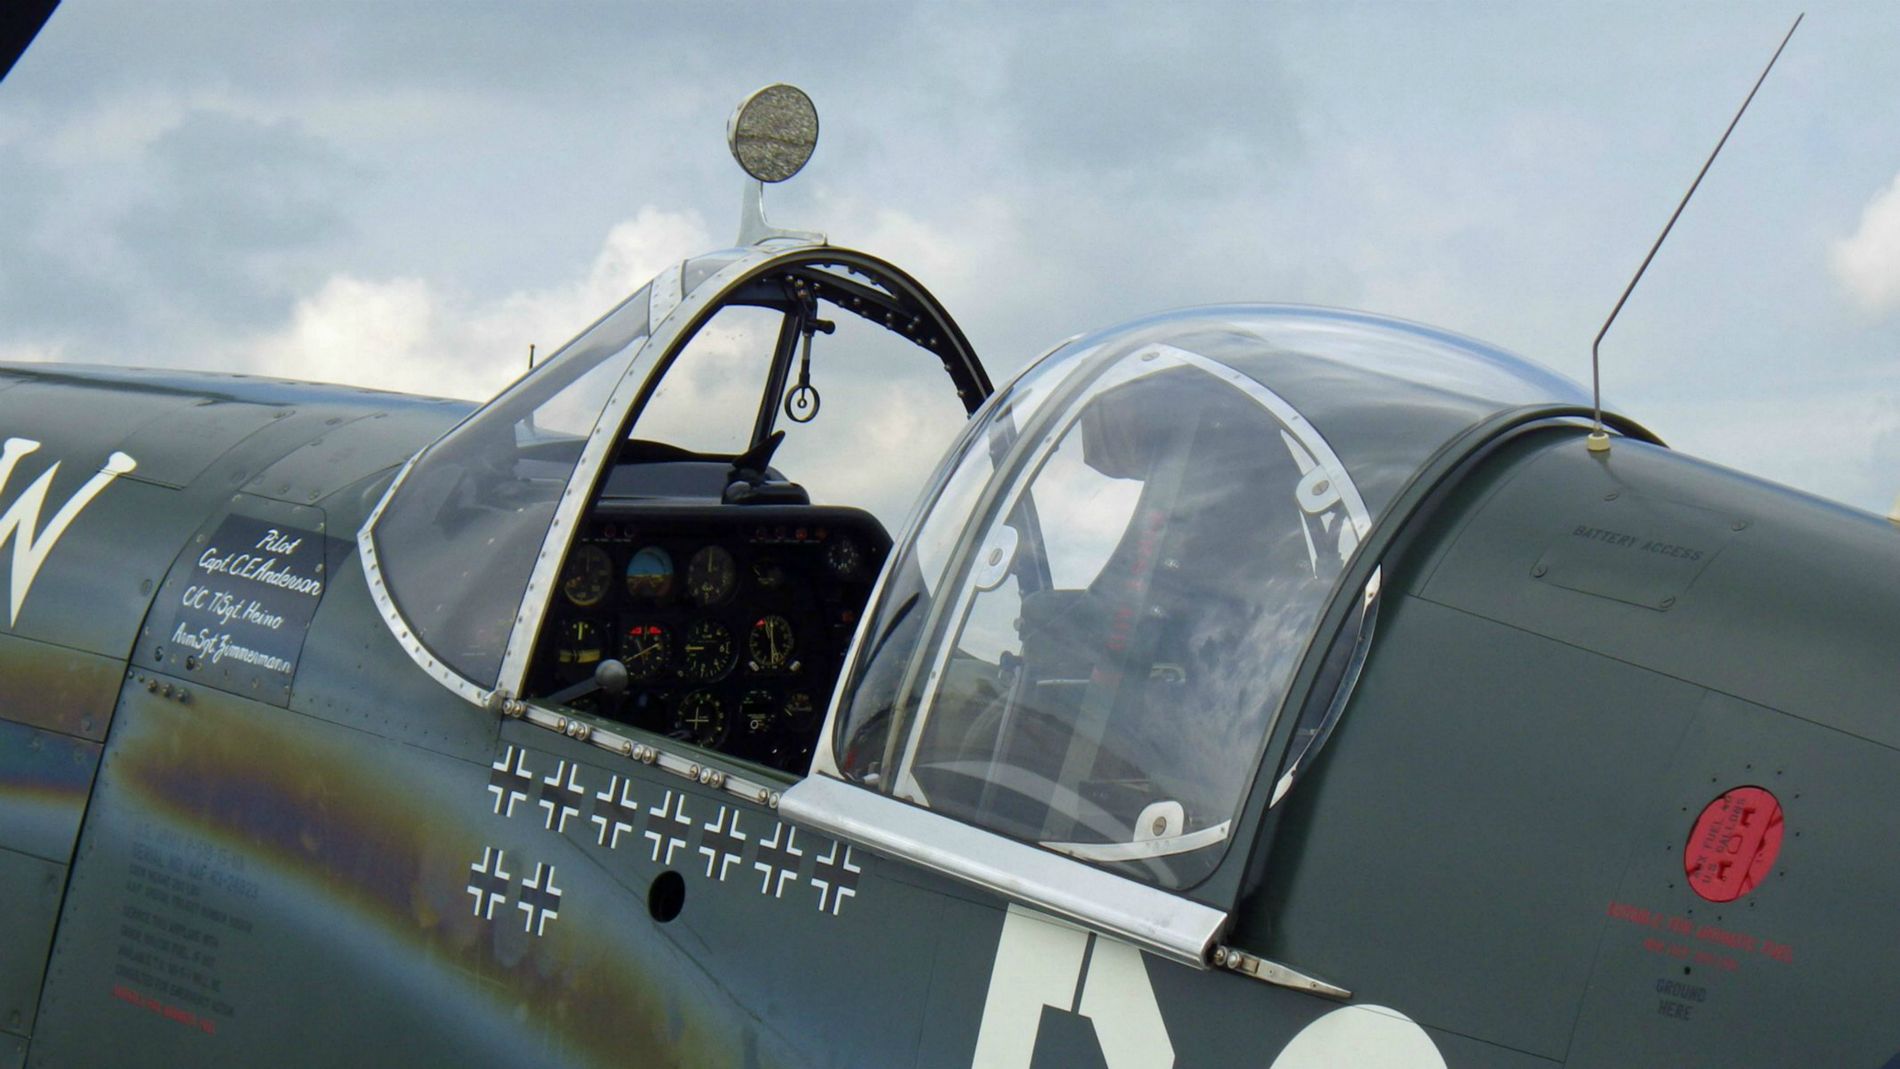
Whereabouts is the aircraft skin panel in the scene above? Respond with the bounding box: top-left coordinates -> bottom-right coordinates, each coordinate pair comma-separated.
0,367 -> 464,1061
0,367 -> 465,664
471,721 -> 950,1067
1249,591 -> 1707,1060
31,679 -> 556,1066
0,846 -> 63,1041
0,719 -> 99,865
0,633 -> 120,741
1568,688 -> 1900,1067
112,400 -> 286,490
281,529 -> 498,760
1241,426 -> 1900,1065
32,670 -> 951,1066
237,406 -> 468,510
0,361 -> 465,413
1415,433 -> 1900,748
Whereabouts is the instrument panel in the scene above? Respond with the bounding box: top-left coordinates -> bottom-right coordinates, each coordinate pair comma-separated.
528,504 -> 890,774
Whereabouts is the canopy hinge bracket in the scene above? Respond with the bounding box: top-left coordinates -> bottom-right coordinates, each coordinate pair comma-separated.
1212,945 -> 1351,1000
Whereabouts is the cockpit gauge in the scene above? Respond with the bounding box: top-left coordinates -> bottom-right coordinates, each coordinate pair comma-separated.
825,536 -> 863,578
741,689 -> 777,736
752,559 -> 787,590
680,619 -> 735,681
560,544 -> 613,607
747,614 -> 794,672
555,619 -> 605,668
674,691 -> 729,749
625,546 -> 676,601
783,691 -> 818,729
621,622 -> 672,681
685,545 -> 738,606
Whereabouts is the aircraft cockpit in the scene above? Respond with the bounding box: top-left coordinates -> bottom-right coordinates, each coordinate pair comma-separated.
362,237 -> 988,777
361,84 -> 1606,972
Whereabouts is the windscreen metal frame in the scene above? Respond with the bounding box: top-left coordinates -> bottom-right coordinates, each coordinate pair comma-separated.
492,244 -> 989,706
360,242 -> 788,708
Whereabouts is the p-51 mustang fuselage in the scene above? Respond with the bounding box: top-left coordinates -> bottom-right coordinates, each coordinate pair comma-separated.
3,200 -> 1900,1069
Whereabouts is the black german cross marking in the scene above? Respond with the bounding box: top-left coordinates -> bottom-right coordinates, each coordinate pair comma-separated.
488,746 -> 533,817
643,789 -> 691,866
753,821 -> 803,898
698,805 -> 748,881
466,847 -> 511,919
517,862 -> 562,936
539,759 -> 585,833
591,773 -> 639,849
810,840 -> 861,917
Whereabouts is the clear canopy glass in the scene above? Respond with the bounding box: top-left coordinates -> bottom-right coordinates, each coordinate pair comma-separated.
369,279 -> 658,688
829,305 -> 1591,889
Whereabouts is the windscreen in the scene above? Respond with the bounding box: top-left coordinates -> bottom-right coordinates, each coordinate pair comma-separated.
370,281 -> 655,687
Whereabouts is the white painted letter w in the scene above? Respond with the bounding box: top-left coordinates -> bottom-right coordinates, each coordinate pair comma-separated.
0,438 -> 137,627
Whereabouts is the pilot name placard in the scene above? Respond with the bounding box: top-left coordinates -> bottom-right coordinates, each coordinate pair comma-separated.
169,517 -> 326,678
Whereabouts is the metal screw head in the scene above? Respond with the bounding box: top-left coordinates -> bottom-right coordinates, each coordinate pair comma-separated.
1660,596 -> 1677,609
1532,563 -> 1548,578
1604,490 -> 1620,501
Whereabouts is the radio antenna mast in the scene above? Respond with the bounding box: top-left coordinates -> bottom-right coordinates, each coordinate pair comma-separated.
1587,12 -> 1803,454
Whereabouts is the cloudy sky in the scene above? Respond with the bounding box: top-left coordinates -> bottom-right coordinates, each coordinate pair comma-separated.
3,2 -> 1898,517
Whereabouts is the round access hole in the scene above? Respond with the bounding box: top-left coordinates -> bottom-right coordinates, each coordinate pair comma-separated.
1684,785 -> 1784,903
649,870 -> 686,922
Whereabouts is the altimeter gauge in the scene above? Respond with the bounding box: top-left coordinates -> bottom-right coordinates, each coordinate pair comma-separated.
747,614 -> 794,671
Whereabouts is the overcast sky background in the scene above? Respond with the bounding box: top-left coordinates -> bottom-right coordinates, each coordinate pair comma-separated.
3,2 -> 1898,516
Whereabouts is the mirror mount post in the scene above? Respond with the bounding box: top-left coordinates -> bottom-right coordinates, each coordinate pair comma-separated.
736,177 -> 825,247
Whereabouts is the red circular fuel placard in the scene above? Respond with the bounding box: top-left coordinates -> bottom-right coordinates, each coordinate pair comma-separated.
1685,786 -> 1784,903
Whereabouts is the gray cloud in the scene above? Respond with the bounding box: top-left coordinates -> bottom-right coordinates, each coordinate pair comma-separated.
116,109 -> 356,322
4,1 -> 1900,513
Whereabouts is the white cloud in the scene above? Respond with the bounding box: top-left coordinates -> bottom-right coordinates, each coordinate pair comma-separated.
1661,384 -> 1900,516
238,206 -> 712,399
1830,172 -> 1900,315
0,341 -> 65,364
